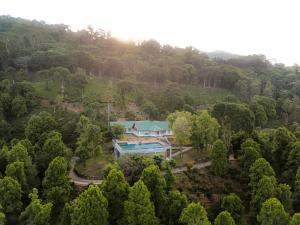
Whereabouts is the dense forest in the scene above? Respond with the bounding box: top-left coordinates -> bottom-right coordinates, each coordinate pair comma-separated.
1,15 -> 300,225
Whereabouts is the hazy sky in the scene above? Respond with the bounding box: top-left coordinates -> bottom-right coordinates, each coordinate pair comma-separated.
1,0 -> 300,65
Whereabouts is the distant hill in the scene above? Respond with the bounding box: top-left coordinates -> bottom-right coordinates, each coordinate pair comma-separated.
207,50 -> 240,60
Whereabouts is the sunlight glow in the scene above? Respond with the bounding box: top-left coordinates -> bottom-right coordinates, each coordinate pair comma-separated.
1,0 -> 300,65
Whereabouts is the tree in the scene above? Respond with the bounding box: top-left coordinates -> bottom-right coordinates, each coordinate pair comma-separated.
283,141 -> 300,184
240,147 -> 261,178
75,115 -> 103,163
211,139 -> 228,176
25,111 -> 57,145
71,184 -> 109,225
165,190 -> 188,225
5,161 -> 28,192
272,127 -> 296,175
110,125 -> 125,139
180,202 -> 211,225
214,211 -> 236,225
42,157 -> 72,210
249,158 -> 275,191
0,204 -> 5,225
38,131 -> 70,172
221,193 -> 244,225
257,198 -> 288,225
171,114 -> 192,156
289,213 -> 300,225
123,180 -> 159,225
141,165 -> 167,218
11,95 -> 27,117
276,183 -> 292,212
251,176 -> 277,213
192,110 -> 220,150
7,142 -> 38,189
101,168 -> 129,225
240,138 -> 260,155
0,176 -> 22,214
294,167 -> 300,209
20,188 -> 52,225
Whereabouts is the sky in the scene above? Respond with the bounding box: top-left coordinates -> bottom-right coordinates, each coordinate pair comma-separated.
0,0 -> 300,65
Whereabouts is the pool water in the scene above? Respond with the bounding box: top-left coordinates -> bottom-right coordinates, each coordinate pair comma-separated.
119,142 -> 164,151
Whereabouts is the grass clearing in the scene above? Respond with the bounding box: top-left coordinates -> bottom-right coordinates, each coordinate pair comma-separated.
74,145 -> 114,178
173,148 -> 210,168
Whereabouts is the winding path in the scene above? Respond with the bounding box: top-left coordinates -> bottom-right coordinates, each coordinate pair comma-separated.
69,152 -> 236,186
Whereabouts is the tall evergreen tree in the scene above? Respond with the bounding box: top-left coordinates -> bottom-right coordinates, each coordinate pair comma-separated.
71,184 -> 109,225
214,211 -> 236,225
5,161 -> 28,192
0,176 -> 22,214
221,193 -> 244,225
123,180 -> 159,225
141,165 -> 167,218
211,139 -> 228,176
257,198 -> 288,225
165,190 -> 188,225
20,188 -> 52,225
42,157 -> 72,210
180,202 -> 211,225
102,168 -> 129,225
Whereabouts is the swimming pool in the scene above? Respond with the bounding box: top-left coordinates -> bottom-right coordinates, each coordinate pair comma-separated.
118,142 -> 164,151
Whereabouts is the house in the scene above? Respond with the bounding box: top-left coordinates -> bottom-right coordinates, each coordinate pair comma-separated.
110,120 -> 172,137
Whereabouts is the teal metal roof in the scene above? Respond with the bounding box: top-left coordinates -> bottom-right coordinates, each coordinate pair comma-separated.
110,121 -> 171,131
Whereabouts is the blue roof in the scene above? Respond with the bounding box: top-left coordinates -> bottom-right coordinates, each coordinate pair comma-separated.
110,121 -> 171,131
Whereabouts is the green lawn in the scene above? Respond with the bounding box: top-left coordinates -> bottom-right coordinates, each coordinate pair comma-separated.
32,81 -> 60,101
75,151 -> 114,179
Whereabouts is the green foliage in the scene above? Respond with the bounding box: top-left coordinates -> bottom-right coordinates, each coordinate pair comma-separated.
71,184 -> 109,225
283,141 -> 300,184
289,213 -> 300,225
211,139 -> 228,176
25,111 -> 57,145
11,95 -> 27,118
0,204 -> 5,225
110,125 -> 125,139
102,168 -> 129,224
214,211 -> 236,225
257,198 -> 289,225
272,127 -> 296,175
251,176 -> 277,213
20,188 -> 52,225
212,102 -> 255,133
221,193 -> 244,225
0,176 -> 23,214
249,158 -> 275,191
180,202 -> 211,225
75,115 -> 103,163
123,180 -> 159,225
5,161 -> 28,192
169,112 -> 192,147
276,183 -> 292,212
118,155 -> 154,184
142,165 -> 167,218
38,131 -> 70,172
42,157 -> 72,209
192,110 -> 220,150
7,142 -> 38,189
165,190 -> 188,225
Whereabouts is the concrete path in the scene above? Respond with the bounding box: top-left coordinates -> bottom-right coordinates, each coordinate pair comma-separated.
69,154 -> 236,186
171,146 -> 193,157
69,157 -> 102,186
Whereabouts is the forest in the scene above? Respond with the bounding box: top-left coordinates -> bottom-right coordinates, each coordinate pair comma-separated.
1,15 -> 300,225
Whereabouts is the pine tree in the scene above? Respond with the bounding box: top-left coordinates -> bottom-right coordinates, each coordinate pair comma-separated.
214,211 -> 236,225
20,188 -> 52,225
42,157 -> 72,210
102,168 -> 129,225
123,180 -> 159,225
211,139 -> 228,176
71,184 -> 109,225
180,202 -> 211,225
